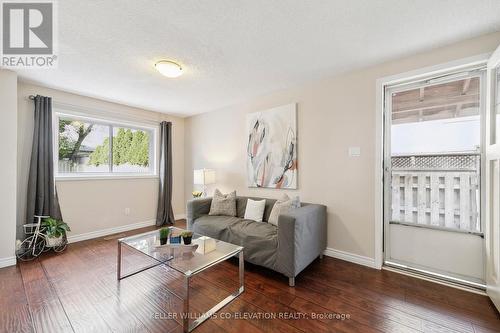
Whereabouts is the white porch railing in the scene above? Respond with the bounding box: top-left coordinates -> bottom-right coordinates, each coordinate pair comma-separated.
390,153 -> 480,233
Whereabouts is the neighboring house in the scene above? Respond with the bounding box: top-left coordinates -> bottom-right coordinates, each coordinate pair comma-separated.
58,145 -> 95,173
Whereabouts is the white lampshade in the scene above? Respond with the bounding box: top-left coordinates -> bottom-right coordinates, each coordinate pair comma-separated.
193,169 -> 216,185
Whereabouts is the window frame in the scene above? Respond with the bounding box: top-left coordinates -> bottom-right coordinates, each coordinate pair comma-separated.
53,110 -> 159,180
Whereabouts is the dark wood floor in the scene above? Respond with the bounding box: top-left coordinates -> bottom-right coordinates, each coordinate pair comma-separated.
1,220 -> 499,333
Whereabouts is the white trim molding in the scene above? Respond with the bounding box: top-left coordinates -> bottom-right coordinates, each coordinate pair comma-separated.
56,175 -> 159,182
383,265 -> 486,296
67,219 -> 156,243
67,215 -> 187,244
323,247 -> 376,269
175,213 -> 186,220
0,256 -> 16,268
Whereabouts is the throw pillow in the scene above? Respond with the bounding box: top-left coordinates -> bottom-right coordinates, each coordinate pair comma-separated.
209,189 -> 237,216
244,199 -> 266,222
268,194 -> 293,226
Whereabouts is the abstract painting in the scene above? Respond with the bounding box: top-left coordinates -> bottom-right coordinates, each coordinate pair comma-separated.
246,103 -> 297,189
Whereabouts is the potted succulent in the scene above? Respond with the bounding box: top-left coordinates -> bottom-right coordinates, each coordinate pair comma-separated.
159,227 -> 170,245
42,218 -> 70,247
181,231 -> 193,245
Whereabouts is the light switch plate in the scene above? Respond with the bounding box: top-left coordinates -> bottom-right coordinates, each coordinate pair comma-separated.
348,147 -> 361,157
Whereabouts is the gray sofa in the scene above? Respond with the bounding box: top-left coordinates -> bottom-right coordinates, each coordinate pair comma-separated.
187,196 -> 327,286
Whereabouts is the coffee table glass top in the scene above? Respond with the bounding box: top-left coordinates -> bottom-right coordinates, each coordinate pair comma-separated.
119,227 -> 242,276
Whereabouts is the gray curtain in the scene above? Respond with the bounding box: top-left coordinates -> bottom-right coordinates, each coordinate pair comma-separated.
26,95 -> 62,227
156,121 -> 175,226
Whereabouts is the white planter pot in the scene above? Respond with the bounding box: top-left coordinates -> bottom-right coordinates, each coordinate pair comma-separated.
46,235 -> 63,247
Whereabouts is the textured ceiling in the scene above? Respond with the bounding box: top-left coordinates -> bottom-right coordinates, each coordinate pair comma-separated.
13,0 -> 500,116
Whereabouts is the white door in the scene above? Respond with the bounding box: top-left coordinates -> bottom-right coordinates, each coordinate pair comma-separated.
383,70 -> 485,287
485,44 -> 500,311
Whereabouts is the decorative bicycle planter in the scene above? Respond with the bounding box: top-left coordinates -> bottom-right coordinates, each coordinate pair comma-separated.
16,216 -> 70,261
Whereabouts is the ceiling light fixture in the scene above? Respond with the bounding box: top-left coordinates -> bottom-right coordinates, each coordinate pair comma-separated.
155,60 -> 183,78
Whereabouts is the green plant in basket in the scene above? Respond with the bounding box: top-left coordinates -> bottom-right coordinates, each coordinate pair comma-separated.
42,218 -> 71,238
42,218 -> 71,247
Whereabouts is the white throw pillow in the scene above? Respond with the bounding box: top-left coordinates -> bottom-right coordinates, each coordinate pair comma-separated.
268,194 -> 293,226
244,199 -> 266,222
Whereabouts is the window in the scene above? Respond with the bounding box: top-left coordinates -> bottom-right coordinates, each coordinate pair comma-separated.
56,114 -> 156,177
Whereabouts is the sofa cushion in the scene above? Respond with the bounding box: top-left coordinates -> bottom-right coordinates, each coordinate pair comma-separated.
236,196 -> 277,222
192,215 -> 241,240
227,219 -> 278,269
209,189 -> 237,216
244,199 -> 266,222
268,194 -> 293,226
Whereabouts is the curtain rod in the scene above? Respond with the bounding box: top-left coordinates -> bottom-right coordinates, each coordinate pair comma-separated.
28,95 -> 36,100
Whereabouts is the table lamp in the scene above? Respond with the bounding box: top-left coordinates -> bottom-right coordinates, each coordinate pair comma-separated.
193,169 -> 216,197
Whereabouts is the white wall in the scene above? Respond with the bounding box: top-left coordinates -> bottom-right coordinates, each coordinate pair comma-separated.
0,70 -> 18,267
17,83 -> 185,240
184,32 -> 500,263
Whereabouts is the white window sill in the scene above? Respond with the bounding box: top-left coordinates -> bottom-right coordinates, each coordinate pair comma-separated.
55,174 -> 159,181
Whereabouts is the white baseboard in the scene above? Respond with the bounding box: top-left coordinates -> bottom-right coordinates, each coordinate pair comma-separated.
0,256 -> 16,268
323,247 -> 376,269
67,214 -> 187,244
67,219 -> 156,244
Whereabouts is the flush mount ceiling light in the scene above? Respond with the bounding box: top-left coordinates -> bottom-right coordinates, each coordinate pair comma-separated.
155,60 -> 183,78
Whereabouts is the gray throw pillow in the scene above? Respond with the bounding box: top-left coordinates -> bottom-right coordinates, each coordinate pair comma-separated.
291,196 -> 301,208
209,189 -> 237,216
268,194 -> 293,226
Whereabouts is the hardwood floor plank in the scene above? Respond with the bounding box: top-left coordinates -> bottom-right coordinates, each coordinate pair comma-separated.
19,261 -> 74,333
93,295 -> 148,332
0,265 -> 34,333
0,304 -> 33,333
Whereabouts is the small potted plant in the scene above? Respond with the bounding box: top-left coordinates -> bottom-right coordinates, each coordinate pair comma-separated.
159,227 -> 170,245
181,231 -> 193,245
42,218 -> 70,247
192,191 -> 203,198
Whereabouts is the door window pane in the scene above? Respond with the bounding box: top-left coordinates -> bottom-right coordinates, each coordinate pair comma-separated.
58,119 -> 110,173
389,77 -> 481,232
391,77 -> 480,154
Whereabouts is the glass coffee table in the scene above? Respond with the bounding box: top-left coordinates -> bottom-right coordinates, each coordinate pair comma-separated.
117,227 -> 244,332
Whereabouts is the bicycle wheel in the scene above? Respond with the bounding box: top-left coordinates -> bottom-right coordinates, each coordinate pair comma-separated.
16,235 -> 45,261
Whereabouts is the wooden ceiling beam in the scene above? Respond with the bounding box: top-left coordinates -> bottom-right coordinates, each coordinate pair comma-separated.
392,101 -> 479,115
392,107 -> 479,124
462,78 -> 471,95
393,93 -> 479,113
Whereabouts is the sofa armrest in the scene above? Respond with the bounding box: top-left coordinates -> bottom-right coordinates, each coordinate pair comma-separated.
186,197 -> 212,230
276,204 -> 327,278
